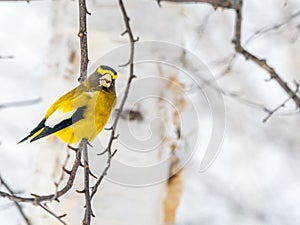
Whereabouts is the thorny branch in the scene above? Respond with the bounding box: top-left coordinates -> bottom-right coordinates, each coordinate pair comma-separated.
0,176 -> 32,225
90,0 -> 138,198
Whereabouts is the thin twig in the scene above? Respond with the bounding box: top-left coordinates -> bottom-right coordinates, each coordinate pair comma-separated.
90,149 -> 117,199
54,147 -> 71,190
91,0 -> 138,198
0,175 -> 32,225
38,203 -> 67,225
263,83 -> 300,123
244,9 -> 300,46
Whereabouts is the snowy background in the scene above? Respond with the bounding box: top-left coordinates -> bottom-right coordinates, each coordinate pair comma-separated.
1,0 -> 300,225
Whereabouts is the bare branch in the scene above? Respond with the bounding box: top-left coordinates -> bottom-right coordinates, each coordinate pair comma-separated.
54,147 -> 71,190
158,0 -> 300,118
82,139 -> 94,225
91,0 -> 138,198
91,149 -> 117,199
0,146 -> 83,203
77,1 -> 92,224
233,0 -> 300,109
77,0 -> 89,83
0,175 -> 32,225
0,0 -> 92,224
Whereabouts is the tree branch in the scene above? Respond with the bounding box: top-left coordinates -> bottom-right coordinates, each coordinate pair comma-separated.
160,0 -> 300,115
0,0 -> 92,224
0,145 -> 82,203
82,139 -> 94,225
90,0 -> 138,198
77,0 -> 89,83
233,0 -> 300,109
77,1 -> 92,224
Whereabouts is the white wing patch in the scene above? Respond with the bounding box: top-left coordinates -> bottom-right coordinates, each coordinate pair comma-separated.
45,109 -> 74,128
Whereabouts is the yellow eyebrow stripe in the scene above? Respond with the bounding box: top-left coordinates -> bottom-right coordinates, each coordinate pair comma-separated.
97,67 -> 118,80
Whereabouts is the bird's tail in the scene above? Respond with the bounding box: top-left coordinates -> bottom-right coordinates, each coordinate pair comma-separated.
18,128 -> 45,144
18,119 -> 46,144
18,134 -> 32,144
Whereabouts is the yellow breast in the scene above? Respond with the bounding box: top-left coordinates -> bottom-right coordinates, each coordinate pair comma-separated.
54,89 -> 116,144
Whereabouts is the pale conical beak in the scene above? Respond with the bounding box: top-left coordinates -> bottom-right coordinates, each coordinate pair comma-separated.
99,74 -> 112,88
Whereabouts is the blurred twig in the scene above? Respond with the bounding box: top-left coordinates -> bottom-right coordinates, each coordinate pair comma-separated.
244,9 -> 300,46
157,0 -> 240,8
263,82 -> 300,123
0,175 -> 32,225
0,55 -> 14,59
0,98 -> 41,109
0,0 -> 40,2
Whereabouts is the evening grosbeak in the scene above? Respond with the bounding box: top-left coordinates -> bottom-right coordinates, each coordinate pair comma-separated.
19,65 -> 117,144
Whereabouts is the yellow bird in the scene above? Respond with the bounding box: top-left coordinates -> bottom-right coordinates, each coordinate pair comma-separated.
19,65 -> 117,144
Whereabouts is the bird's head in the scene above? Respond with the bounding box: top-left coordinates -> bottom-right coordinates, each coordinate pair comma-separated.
96,65 -> 118,88
87,65 -> 118,91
